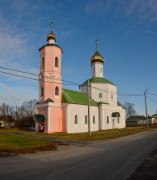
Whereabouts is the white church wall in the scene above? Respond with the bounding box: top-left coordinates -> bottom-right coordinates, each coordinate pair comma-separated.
66,104 -> 99,133
90,83 -> 108,103
90,83 -> 118,106
107,84 -> 117,106
100,104 -> 126,130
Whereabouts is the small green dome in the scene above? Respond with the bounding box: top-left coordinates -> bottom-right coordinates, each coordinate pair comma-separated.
47,31 -> 56,42
91,49 -> 104,63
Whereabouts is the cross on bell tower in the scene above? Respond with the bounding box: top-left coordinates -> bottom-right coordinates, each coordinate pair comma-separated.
47,19 -> 56,43
50,19 -> 53,32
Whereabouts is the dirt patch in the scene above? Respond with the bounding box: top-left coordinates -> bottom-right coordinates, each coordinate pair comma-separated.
127,149 -> 157,179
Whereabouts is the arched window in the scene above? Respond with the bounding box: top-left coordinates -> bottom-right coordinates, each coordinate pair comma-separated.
55,86 -> 59,96
75,115 -> 78,124
117,117 -> 120,123
93,116 -> 96,124
41,87 -> 43,97
41,57 -> 44,69
55,57 -> 59,68
111,93 -> 113,100
107,116 -> 109,124
85,115 -> 88,124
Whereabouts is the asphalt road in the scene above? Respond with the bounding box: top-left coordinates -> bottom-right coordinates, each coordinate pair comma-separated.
1,129 -> 157,180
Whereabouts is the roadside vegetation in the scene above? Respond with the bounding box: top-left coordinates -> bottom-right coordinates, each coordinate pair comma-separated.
0,128 -> 57,156
28,126 -> 151,140
0,126 -> 154,155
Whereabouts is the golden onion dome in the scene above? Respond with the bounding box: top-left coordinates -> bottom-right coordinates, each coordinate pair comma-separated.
47,31 -> 56,42
91,49 -> 104,63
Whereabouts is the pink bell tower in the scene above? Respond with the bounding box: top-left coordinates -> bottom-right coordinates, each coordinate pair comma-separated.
36,21 -> 65,133
39,21 -> 63,103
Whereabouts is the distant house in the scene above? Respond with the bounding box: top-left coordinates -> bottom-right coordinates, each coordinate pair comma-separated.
126,115 -> 146,127
148,114 -> 157,124
0,115 -> 15,128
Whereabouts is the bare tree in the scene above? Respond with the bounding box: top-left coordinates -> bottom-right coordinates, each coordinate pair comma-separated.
17,99 -> 38,129
19,99 -> 37,119
123,101 -> 136,118
0,103 -> 16,125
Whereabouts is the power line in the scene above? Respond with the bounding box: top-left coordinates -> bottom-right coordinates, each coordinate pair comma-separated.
89,84 -> 143,97
147,96 -> 157,104
0,70 -> 38,81
0,66 -> 38,76
0,66 -> 80,86
0,66 -> 147,98
147,92 -> 157,97
0,70 -> 79,87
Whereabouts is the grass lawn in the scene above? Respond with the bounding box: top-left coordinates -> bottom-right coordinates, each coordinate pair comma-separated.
0,129 -> 57,155
0,126 -> 152,155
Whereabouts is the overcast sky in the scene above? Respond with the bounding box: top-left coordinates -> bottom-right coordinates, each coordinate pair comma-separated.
0,0 -> 157,115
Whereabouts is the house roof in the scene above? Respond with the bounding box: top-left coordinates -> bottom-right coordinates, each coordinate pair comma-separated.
152,114 -> 157,118
62,88 -> 98,106
80,77 -> 115,86
127,115 -> 146,121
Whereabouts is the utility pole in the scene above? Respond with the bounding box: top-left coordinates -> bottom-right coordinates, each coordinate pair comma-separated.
144,89 -> 149,128
87,80 -> 91,136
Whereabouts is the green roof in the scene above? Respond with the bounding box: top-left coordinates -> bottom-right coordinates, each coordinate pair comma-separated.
36,98 -> 54,105
62,89 -> 97,106
81,77 -> 115,86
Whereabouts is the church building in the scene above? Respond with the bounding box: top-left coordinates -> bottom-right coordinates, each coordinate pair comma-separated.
35,23 -> 126,133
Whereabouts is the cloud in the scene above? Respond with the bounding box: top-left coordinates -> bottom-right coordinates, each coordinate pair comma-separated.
0,33 -> 27,59
121,0 -> 157,23
85,0 -> 157,23
60,30 -> 75,38
0,82 -> 38,106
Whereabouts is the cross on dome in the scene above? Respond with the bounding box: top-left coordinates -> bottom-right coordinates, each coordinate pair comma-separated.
95,38 -> 99,49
